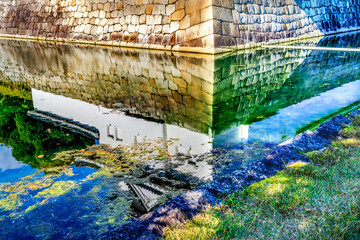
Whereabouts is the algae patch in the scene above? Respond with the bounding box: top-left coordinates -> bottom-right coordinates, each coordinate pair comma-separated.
0,167 -> 77,213
53,139 -> 180,174
35,181 -> 78,199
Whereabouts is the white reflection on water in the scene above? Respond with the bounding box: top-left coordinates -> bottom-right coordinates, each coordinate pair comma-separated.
0,146 -> 25,172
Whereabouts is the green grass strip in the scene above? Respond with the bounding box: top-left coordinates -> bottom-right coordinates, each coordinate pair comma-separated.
163,117 -> 360,240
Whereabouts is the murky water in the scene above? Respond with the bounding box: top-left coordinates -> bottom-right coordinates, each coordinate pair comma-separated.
1,31 -> 360,239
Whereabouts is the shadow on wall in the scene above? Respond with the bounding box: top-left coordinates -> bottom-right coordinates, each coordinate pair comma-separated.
294,0 -> 360,32
216,0 -> 360,48
5,0 -> 70,38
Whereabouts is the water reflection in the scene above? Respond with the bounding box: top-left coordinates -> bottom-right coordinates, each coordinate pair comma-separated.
0,32 -> 360,239
0,146 -> 24,172
0,34 -> 359,150
31,89 -> 212,155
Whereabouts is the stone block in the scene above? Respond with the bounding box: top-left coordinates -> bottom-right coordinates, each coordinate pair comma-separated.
213,6 -> 233,22
198,20 -> 213,37
145,4 -> 154,15
314,115 -> 351,141
263,147 -> 311,171
173,77 -> 187,88
175,0 -> 185,10
204,175 -> 247,195
348,109 -> 360,119
169,21 -> 180,33
180,14 -> 190,29
171,9 -> 185,21
201,6 -> 212,22
279,130 -> 331,153
152,4 -> 165,15
166,4 -> 176,15
104,188 -> 220,240
185,24 -> 199,41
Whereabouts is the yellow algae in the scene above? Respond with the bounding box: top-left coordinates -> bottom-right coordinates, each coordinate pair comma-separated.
287,161 -> 309,169
35,181 -> 78,199
25,204 -> 38,213
0,193 -> 22,211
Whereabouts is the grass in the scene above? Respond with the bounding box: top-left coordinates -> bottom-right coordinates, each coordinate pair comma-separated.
163,116 -> 360,240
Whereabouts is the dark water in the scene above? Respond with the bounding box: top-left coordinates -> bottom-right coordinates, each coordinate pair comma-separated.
0,31 -> 360,239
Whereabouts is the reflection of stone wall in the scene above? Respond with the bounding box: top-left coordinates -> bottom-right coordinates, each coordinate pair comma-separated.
214,36 -> 360,134
0,37 -> 359,137
0,40 -> 214,134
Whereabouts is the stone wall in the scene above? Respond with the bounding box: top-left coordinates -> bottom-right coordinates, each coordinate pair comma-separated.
213,0 -> 360,49
0,0 -> 359,52
0,0 -> 215,52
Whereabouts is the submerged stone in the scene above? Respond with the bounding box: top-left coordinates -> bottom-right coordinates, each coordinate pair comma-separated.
279,130 -> 331,152
204,160 -> 279,196
203,146 -> 311,197
204,175 -> 248,195
348,109 -> 360,119
104,188 -> 220,240
314,114 -> 350,140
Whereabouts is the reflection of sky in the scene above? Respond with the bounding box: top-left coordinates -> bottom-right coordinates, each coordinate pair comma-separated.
0,145 -> 24,172
0,145 -> 37,183
214,79 -> 360,147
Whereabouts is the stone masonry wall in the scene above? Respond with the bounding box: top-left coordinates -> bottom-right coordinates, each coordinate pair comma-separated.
0,0 -> 215,52
214,0 -> 360,49
0,0 -> 360,52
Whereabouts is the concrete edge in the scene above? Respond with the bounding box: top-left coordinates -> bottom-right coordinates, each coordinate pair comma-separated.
103,110 -> 360,240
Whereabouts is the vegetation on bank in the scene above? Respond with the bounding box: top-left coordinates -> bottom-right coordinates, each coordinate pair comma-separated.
163,116 -> 360,240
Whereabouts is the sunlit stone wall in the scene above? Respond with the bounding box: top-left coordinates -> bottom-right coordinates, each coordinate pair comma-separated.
0,0 -> 215,52
0,0 -> 359,52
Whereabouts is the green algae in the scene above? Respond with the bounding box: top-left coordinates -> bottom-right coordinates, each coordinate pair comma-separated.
0,174 -> 53,194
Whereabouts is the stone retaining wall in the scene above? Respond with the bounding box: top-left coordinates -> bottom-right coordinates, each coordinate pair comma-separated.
0,0 -> 215,52
213,0 -> 360,49
0,0 -> 359,52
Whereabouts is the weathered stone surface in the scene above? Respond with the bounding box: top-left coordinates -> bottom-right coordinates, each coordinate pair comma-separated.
280,130 -> 331,153
204,146 -> 310,196
204,174 -> 248,195
103,188 -> 220,240
314,115 -> 351,140
348,109 -> 360,119
263,147 -> 311,171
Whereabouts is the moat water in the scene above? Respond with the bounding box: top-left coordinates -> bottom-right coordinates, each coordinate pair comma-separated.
1,31 -> 360,239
